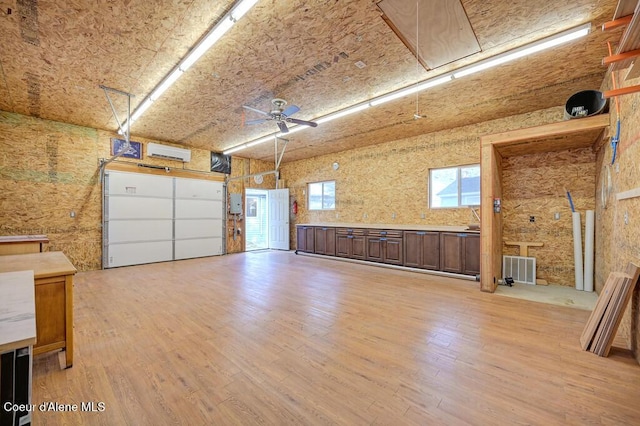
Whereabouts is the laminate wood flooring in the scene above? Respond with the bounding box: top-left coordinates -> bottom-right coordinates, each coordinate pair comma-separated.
31,250 -> 640,425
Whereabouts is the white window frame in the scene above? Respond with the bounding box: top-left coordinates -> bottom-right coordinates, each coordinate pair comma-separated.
307,180 -> 336,211
429,164 -> 480,209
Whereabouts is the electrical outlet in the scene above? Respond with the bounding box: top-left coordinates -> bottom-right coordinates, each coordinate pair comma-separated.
554,212 -> 560,220
392,212 -> 396,219
624,211 -> 629,225
529,216 -> 535,223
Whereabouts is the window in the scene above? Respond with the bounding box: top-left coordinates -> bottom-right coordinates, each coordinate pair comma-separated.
246,197 -> 258,217
308,180 -> 335,210
429,164 -> 480,208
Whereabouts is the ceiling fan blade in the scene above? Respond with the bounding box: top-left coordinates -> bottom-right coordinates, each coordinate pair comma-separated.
242,105 -> 271,116
286,117 -> 318,127
245,118 -> 269,125
282,105 -> 300,117
277,121 -> 289,133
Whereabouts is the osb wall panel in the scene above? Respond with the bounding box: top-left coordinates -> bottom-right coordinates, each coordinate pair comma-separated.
280,106 -> 565,247
502,148 -> 595,286
225,157 -> 276,254
595,73 -> 640,363
0,111 -> 221,270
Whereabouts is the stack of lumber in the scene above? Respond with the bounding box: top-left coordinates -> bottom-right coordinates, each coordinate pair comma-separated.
580,263 -> 639,356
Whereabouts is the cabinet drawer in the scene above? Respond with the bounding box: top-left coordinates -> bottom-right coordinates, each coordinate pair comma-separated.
336,227 -> 365,236
367,229 -> 402,238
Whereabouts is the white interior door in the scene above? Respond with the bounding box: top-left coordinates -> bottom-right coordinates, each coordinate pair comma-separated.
268,188 -> 290,250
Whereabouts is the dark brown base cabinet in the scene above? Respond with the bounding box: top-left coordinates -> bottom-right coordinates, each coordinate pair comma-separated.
336,228 -> 366,260
296,226 -> 315,253
440,232 -> 480,276
314,227 -> 336,256
365,230 -> 403,265
296,225 -> 478,277
403,231 -> 440,270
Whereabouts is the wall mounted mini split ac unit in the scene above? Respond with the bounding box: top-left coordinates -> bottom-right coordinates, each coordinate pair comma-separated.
146,142 -> 191,162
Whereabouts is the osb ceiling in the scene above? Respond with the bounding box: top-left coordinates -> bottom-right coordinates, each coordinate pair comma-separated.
0,0 -> 626,163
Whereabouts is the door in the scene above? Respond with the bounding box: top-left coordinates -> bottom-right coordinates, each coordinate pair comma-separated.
268,188 -> 290,250
245,189 -> 268,251
104,170 -> 223,268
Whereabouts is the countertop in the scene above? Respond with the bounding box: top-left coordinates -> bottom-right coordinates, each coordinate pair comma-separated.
0,234 -> 49,244
0,270 -> 37,352
296,223 -> 480,233
0,251 -> 77,278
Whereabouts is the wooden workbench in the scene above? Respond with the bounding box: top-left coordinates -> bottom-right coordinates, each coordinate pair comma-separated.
0,235 -> 49,255
0,252 -> 76,368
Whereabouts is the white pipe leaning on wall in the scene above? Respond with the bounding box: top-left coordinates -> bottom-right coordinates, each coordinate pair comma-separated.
583,210 -> 595,292
572,211 -> 584,291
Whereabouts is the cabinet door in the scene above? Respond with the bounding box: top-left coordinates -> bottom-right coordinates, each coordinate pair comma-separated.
324,228 -> 336,256
304,227 -> 315,253
421,232 -> 440,270
366,237 -> 383,262
296,227 -> 306,252
336,234 -> 350,257
352,235 -> 366,259
404,232 -> 421,268
383,237 -> 404,265
440,233 -> 463,273
314,227 -> 325,254
462,234 -> 480,276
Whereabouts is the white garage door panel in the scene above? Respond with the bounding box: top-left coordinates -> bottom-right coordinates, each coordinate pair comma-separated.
175,219 -> 222,239
175,178 -> 223,199
108,219 -> 173,243
104,171 -> 224,268
175,238 -> 223,260
109,197 -> 173,220
107,241 -> 173,267
107,171 -> 173,197
175,199 -> 223,219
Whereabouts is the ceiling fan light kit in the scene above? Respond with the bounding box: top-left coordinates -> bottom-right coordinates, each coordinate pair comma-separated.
242,98 -> 318,134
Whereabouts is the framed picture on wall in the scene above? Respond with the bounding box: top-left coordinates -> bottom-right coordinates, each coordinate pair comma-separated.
111,138 -> 143,159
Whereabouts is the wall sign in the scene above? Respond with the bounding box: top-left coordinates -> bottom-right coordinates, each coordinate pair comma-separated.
111,138 -> 142,159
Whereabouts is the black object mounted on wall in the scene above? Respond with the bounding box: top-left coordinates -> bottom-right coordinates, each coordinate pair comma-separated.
210,152 -> 231,174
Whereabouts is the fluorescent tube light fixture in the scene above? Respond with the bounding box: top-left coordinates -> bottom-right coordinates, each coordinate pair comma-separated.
119,0 -> 259,132
316,103 -> 370,124
222,22 -> 591,155
180,18 -> 235,72
231,0 -> 259,20
453,23 -> 591,78
150,69 -> 184,101
370,75 -> 452,106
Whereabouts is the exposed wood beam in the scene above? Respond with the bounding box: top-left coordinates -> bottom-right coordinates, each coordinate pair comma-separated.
481,114 -> 610,146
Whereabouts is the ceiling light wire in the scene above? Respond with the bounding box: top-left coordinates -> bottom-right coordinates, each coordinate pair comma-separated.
414,0 -> 422,120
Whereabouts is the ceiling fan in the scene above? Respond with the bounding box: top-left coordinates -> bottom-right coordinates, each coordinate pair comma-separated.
242,98 -> 318,133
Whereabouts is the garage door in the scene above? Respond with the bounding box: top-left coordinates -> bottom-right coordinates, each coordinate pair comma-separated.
104,170 -> 224,268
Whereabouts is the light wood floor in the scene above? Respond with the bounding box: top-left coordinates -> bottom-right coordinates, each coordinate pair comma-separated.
32,250 -> 640,425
